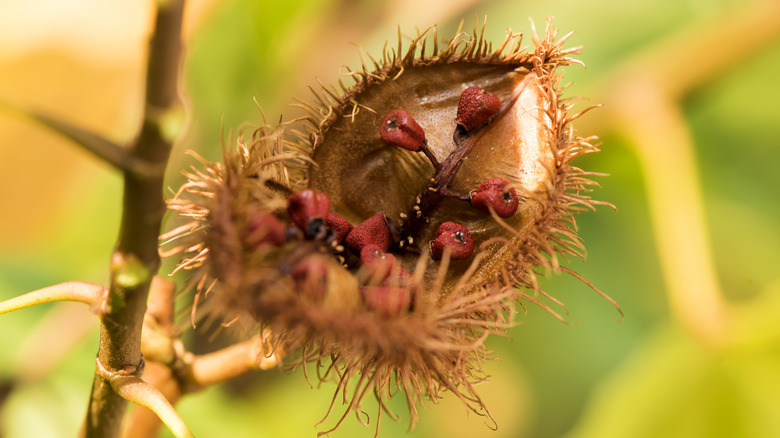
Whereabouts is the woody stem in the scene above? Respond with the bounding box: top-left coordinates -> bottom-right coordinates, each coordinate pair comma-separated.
82,1 -> 185,437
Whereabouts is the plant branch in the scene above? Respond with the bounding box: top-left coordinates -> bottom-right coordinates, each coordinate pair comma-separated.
620,0 -> 780,102
0,97 -> 159,177
146,276 -> 176,330
114,376 -> 192,438
96,359 -> 193,438
82,1 -> 186,437
0,281 -> 108,315
586,0 -> 780,134
187,333 -> 281,389
614,81 -> 728,345
121,362 -> 184,438
125,332 -> 281,437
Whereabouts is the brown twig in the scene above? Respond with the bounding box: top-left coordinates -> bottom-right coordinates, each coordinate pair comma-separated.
187,333 -> 281,389
95,359 -> 193,438
613,80 -> 728,345
121,362 -> 185,438
124,332 -> 281,438
586,0 -> 780,134
0,97 -> 151,175
0,281 -> 108,315
81,1 -> 186,437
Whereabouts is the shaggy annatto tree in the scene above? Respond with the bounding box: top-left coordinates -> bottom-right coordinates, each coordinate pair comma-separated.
162,18 -> 618,436
0,3 -> 620,436
5,1 -> 780,436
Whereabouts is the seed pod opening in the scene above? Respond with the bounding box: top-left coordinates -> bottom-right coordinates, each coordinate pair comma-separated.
162,18 -> 616,436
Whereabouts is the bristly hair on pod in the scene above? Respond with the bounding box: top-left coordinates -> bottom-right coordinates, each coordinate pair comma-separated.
161,16 -> 619,436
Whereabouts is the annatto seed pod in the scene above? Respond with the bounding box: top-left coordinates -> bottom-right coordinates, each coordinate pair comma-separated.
290,256 -> 329,302
162,18 -> 618,436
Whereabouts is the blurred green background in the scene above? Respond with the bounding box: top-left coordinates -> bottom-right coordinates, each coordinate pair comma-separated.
1,0 -> 779,437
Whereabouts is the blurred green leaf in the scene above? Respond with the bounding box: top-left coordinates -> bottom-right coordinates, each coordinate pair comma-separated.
565,279 -> 780,438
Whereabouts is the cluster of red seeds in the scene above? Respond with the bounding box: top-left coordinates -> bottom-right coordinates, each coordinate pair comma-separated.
380,86 -> 520,256
246,86 -> 522,318
244,188 -> 415,317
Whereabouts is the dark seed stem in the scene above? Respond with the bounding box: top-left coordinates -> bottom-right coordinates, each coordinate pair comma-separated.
397,133 -> 478,244
421,144 -> 442,171
438,187 -> 471,202
395,88 -> 522,251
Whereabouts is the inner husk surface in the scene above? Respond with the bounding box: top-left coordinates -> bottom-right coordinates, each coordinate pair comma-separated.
310,62 -> 555,290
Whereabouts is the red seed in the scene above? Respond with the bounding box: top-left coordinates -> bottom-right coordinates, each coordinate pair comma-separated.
383,266 -> 418,300
360,286 -> 412,318
325,212 -> 353,243
290,257 -> 329,302
360,244 -> 397,269
245,212 -> 286,248
360,244 -> 418,298
345,212 -> 392,253
380,109 -> 426,152
430,221 -> 474,260
456,86 -> 501,131
360,244 -> 397,284
287,189 -> 330,231
470,177 -> 519,218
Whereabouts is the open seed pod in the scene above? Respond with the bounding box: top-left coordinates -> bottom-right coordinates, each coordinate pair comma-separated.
163,18 -> 616,435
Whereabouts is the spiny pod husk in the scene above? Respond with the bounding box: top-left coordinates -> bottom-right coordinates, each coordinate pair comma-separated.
305,20 -> 606,297
163,18 -> 617,437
